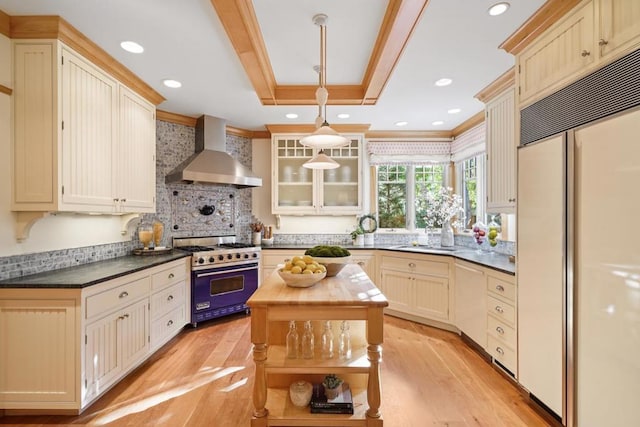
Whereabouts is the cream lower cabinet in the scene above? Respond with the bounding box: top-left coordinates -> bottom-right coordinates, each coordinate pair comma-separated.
454,260 -> 486,348
12,40 -> 156,219
349,250 -> 377,282
380,252 -> 453,327
0,257 -> 189,413
485,270 -> 517,377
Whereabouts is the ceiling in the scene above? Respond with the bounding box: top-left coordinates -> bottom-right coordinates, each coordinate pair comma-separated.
0,0 -> 545,132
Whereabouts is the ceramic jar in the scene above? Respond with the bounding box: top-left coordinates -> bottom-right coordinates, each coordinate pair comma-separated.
289,380 -> 313,407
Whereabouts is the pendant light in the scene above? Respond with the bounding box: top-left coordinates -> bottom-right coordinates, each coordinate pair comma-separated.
303,149 -> 339,169
300,14 -> 350,150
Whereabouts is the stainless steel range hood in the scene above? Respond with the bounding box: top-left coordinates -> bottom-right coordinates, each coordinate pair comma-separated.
165,115 -> 262,188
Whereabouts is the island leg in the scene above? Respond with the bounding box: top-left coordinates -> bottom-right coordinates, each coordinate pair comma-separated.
251,307 -> 269,422
366,307 -> 384,419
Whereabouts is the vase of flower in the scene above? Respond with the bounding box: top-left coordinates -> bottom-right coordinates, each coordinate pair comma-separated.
440,219 -> 454,247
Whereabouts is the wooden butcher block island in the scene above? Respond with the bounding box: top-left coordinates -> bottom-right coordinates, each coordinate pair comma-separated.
247,263 -> 388,426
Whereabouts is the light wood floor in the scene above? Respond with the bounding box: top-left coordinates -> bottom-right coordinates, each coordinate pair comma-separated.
0,314 -> 551,426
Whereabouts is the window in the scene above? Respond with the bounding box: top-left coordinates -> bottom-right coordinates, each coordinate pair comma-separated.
377,164 -> 445,231
456,154 -> 485,230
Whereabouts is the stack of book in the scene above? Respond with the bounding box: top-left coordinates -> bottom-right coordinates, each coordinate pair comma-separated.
309,383 -> 354,414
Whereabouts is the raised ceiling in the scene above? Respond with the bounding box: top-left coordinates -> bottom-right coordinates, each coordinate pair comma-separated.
0,0 -> 545,131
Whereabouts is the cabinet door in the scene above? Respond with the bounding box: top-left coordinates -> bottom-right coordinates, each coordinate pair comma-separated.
454,261 -> 486,347
380,269 -> 412,313
120,299 -> 150,370
85,312 -> 121,401
272,137 -> 315,213
486,88 -> 516,213
413,274 -> 449,322
61,47 -> 118,212
350,252 -> 376,281
318,138 -> 362,213
598,0 -> 640,59
117,86 -> 156,212
518,0 -> 595,105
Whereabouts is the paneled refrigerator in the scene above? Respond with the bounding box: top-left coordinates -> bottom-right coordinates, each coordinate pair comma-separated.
518,106 -> 640,426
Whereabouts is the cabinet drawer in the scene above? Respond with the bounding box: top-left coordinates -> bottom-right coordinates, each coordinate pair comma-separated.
487,294 -> 515,325
381,256 -> 449,277
150,281 -> 185,320
487,316 -> 516,349
86,277 -> 150,319
151,305 -> 186,348
487,335 -> 516,373
262,253 -> 300,267
151,262 -> 186,291
487,275 -> 515,302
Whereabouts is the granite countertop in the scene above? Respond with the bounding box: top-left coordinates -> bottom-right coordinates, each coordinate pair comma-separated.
0,251 -> 190,289
261,244 -> 515,275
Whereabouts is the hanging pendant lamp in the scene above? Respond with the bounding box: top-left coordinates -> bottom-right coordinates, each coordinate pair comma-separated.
303,149 -> 339,170
300,14 -> 350,150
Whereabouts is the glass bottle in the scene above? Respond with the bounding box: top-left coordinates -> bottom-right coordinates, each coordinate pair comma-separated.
301,320 -> 314,359
338,320 -> 352,360
286,320 -> 299,359
320,321 -> 334,359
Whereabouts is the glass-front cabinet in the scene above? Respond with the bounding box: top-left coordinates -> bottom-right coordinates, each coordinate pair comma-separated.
272,134 -> 363,215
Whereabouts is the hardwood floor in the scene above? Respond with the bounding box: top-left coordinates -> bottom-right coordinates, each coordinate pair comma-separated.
0,314 -> 550,426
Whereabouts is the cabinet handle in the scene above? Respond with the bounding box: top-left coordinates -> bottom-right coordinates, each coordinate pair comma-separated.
167,320 -> 174,327
121,198 -> 126,203
494,305 -> 504,314
123,313 -> 129,319
495,284 -> 505,292
408,262 -> 416,268
496,326 -> 505,335
118,313 -> 130,320
581,49 -> 590,57
113,198 -> 120,202
119,291 -> 129,299
357,261 -> 365,266
168,273 -> 175,279
496,347 -> 505,355
167,295 -> 174,301
599,38 -> 608,46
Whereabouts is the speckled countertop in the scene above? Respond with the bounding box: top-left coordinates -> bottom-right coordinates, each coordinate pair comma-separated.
261,244 -> 515,275
0,251 -> 190,289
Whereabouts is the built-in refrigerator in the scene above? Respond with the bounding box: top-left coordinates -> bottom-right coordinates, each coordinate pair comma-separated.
517,48 -> 640,426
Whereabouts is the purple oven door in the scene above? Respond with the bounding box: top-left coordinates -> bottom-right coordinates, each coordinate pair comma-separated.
191,262 -> 259,325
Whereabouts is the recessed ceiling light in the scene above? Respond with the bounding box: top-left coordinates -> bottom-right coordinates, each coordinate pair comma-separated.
447,108 -> 462,114
120,41 -> 144,53
488,2 -> 510,16
163,79 -> 182,88
432,120 -> 444,126
434,78 -> 453,87
395,121 -> 408,127
285,113 -> 298,119
337,113 -> 350,119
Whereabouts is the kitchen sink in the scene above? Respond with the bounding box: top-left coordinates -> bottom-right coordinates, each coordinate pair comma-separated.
387,244 -> 459,253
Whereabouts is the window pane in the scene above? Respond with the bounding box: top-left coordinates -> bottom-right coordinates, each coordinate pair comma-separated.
462,157 -> 478,228
377,165 -> 407,228
415,165 -> 444,229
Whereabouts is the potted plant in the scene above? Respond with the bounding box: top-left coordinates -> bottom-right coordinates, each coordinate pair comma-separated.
350,225 -> 364,246
322,374 -> 343,399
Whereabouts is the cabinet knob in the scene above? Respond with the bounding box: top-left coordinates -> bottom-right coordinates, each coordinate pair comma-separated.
167,295 -> 174,301
496,326 -> 505,335
494,305 -> 504,314
167,319 -> 174,327
581,49 -> 591,57
357,261 -> 365,266
495,285 -> 505,292
598,38 -> 609,46
168,273 -> 175,279
496,347 -> 505,355
119,291 -> 129,299
408,262 -> 416,268
121,198 -> 126,203
113,198 -> 120,202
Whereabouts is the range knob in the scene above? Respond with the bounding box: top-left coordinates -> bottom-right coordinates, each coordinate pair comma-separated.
218,255 -> 224,261
197,257 -> 205,264
243,253 -> 249,259
252,253 -> 258,258
227,254 -> 233,260
209,257 -> 215,263
235,253 -> 241,259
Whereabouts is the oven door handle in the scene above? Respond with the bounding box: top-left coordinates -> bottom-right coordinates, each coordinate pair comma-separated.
194,265 -> 258,278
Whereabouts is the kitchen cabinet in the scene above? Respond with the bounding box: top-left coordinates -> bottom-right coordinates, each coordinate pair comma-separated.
0,257 -> 189,413
486,270 -> 517,376
247,264 -> 388,426
349,249 -> 377,283
271,134 -> 363,215
380,253 -> 453,327
11,40 -> 156,225
454,260 -> 486,348
485,86 -> 516,213
517,0 -> 595,106
597,0 -> 640,61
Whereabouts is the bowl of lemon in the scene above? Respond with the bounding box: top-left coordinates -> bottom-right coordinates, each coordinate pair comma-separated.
305,245 -> 352,277
278,255 -> 327,288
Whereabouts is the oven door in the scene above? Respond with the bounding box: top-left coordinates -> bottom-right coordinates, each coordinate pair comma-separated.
191,262 -> 259,323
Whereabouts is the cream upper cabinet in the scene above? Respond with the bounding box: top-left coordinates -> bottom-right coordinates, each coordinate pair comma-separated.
271,134 -> 363,215
486,87 -> 516,213
517,0 -> 595,106
597,0 -> 640,59
11,40 -> 156,215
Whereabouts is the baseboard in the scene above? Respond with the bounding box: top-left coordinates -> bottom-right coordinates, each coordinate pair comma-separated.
383,309 -> 458,333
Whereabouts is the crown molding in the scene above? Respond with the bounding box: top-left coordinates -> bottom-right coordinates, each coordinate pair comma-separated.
475,67 -> 515,103
9,15 -> 165,106
209,0 -> 429,106
266,124 -> 371,134
156,110 -> 198,127
499,0 -> 582,55
451,111 -> 484,138
364,130 -> 452,139
0,10 -> 9,37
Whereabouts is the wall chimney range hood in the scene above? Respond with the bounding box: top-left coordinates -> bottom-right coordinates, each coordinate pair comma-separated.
165,115 -> 262,188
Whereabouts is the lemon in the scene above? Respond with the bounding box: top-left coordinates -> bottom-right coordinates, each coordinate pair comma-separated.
302,269 -> 313,274
283,261 -> 293,271
291,266 -> 302,274
291,256 -> 302,264
294,260 -> 307,269
302,255 -> 314,264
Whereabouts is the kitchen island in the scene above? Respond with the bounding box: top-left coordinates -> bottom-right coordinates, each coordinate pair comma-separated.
247,263 -> 388,426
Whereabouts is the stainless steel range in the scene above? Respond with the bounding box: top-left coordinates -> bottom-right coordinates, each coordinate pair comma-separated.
174,236 -> 260,326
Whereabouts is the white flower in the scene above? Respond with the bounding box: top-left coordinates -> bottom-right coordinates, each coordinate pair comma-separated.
422,187 -> 465,230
